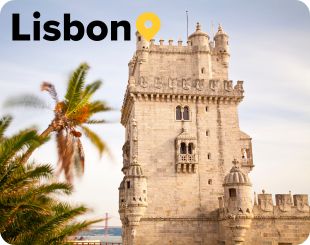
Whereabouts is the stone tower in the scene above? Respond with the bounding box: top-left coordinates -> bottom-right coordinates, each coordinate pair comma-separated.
119,23 -> 310,245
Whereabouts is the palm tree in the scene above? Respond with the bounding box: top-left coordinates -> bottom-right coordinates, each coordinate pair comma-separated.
6,63 -> 111,182
0,115 -> 100,245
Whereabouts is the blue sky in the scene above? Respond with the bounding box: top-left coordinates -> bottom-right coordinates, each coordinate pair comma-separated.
0,0 -> 309,226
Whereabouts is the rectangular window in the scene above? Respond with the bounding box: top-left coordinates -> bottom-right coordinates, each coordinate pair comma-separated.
229,188 -> 237,198
127,181 -> 130,189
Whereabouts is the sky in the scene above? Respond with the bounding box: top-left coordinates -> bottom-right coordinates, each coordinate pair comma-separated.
0,0 -> 309,226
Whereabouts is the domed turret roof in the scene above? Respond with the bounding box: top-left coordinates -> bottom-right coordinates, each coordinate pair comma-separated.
224,160 -> 251,186
215,24 -> 228,37
188,22 -> 209,39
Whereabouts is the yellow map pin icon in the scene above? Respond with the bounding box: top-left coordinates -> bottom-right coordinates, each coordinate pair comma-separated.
136,12 -> 161,41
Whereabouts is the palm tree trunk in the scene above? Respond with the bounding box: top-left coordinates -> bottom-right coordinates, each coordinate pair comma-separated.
20,123 -> 55,164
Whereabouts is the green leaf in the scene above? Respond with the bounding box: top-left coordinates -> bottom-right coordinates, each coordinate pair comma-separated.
88,100 -> 111,115
80,126 -> 106,155
65,63 -> 89,114
0,115 -> 12,141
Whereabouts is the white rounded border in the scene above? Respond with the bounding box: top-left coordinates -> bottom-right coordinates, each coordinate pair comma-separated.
0,235 -> 11,245
301,234 -> 310,244
298,0 -> 310,13
0,0 -> 12,13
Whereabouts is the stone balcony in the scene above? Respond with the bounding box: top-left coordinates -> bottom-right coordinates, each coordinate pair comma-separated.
176,154 -> 198,173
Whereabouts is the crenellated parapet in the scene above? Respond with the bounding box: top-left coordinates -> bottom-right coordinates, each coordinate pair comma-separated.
253,190 -> 310,218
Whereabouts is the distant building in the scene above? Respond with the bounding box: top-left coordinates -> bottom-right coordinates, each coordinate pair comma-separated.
118,23 -> 310,245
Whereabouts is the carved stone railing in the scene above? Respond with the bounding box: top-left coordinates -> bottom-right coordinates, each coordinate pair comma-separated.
178,154 -> 197,163
176,154 -> 197,173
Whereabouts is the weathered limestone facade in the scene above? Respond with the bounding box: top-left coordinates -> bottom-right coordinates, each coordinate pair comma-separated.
119,23 -> 310,245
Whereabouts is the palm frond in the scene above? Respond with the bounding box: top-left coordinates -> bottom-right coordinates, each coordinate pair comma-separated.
83,80 -> 102,98
4,94 -> 50,109
46,219 -> 102,245
66,80 -> 102,118
59,133 -> 75,183
88,100 -> 111,115
0,116 -> 97,244
0,129 -> 42,166
34,204 -> 88,236
65,63 -> 89,114
41,82 -> 59,102
56,130 -> 66,169
76,138 -> 85,174
0,115 -> 12,141
80,126 -> 106,156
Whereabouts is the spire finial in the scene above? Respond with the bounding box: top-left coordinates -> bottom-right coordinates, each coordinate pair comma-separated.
232,158 -> 239,167
196,22 -> 201,31
218,23 -> 223,32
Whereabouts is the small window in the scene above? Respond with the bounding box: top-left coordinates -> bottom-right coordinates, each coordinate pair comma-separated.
205,106 -> 208,112
127,181 -> 130,189
183,106 -> 190,120
188,143 -> 194,154
138,36 -> 141,41
176,106 -> 182,120
206,130 -> 209,136
207,153 -> 211,159
180,142 -> 187,154
208,179 -> 212,185
201,67 -> 205,74
143,190 -> 146,194
229,188 -> 237,198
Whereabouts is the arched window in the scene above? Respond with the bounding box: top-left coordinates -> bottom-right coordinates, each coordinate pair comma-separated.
188,143 -> 194,154
176,106 -> 182,120
180,142 -> 187,154
207,153 -> 211,160
183,106 -> 189,120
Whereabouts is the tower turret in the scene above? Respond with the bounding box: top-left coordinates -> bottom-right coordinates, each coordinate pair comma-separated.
135,31 -> 149,62
188,22 -> 210,49
214,24 -> 230,68
221,159 -> 253,244
123,160 -> 147,223
223,159 -> 253,215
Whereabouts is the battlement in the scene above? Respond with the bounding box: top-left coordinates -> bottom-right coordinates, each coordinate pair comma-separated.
136,38 -> 212,53
253,191 -> 310,216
